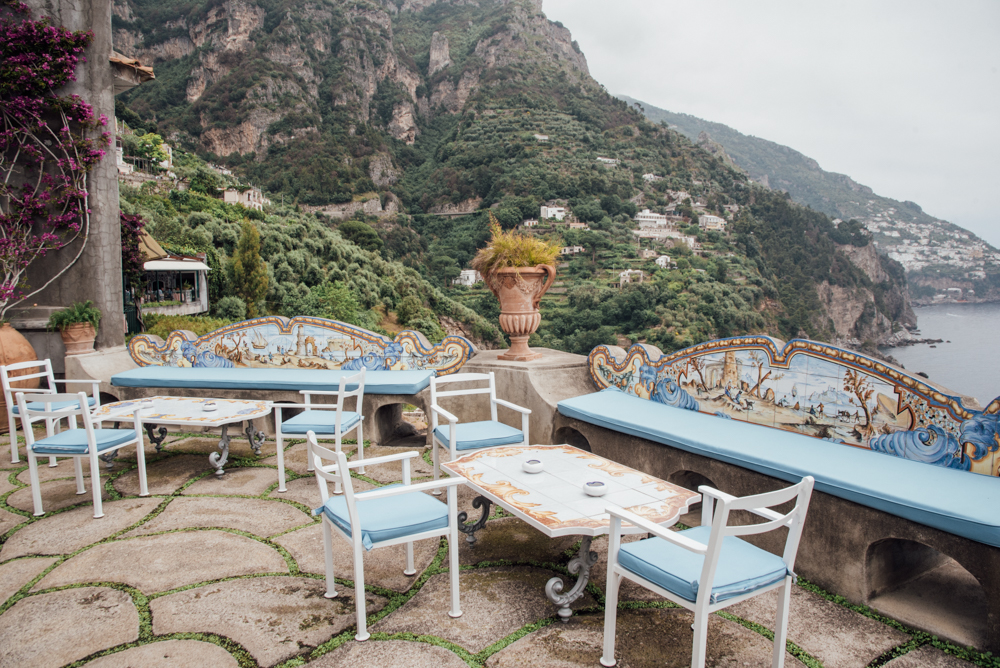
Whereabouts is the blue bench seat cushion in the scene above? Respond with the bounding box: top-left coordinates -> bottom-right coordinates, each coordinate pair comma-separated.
281,410 -> 361,435
433,420 -> 524,451
557,388 -> 1000,548
12,396 -> 96,415
619,525 -> 789,604
618,527 -> 788,603
111,367 -> 434,395
31,428 -> 135,455
318,489 -> 449,550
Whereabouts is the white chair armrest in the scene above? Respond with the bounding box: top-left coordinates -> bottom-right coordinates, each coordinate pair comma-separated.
606,507 -> 708,555
275,403 -> 342,411
430,403 -> 458,423
355,476 -> 465,500
699,485 -> 737,504
494,398 -> 531,414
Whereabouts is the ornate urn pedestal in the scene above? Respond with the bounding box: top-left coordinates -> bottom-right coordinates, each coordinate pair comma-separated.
489,265 -> 556,362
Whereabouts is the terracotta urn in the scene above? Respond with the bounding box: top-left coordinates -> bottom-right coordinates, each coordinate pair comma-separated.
488,264 -> 556,362
61,322 -> 97,355
0,324 -> 39,434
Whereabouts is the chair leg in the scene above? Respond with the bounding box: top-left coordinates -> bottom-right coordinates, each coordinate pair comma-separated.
600,571 -> 621,667
8,414 -> 19,464
404,541 -> 416,576
46,418 -> 58,467
135,442 -> 149,497
90,452 -> 104,519
356,422 -> 365,475
275,431 -> 287,493
690,606 -> 710,668
332,439 -> 343,496
432,442 -> 441,495
353,543 -> 370,641
448,485 -> 462,618
772,578 -> 792,668
322,521 -> 337,598
74,458 -> 85,494
28,451 -> 44,517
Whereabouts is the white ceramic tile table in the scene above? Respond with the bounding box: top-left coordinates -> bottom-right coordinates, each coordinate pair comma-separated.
92,396 -> 272,475
442,444 -> 699,619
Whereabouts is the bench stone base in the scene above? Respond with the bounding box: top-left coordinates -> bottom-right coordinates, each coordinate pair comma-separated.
553,413 -> 1000,652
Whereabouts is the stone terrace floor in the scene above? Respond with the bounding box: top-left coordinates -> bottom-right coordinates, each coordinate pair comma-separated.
0,428 -> 988,668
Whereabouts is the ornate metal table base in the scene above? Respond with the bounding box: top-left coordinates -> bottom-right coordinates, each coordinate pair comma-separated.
456,495 -> 492,544
99,422 -> 169,469
545,536 -> 599,621
208,421 -> 266,476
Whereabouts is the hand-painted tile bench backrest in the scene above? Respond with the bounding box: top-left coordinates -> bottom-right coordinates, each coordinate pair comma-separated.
128,316 -> 475,376
589,337 -> 1000,477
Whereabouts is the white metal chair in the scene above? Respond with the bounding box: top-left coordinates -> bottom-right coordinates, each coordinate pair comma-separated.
601,476 -> 815,668
273,368 -> 365,494
1,359 -> 101,465
308,430 -> 464,641
430,371 -> 530,489
17,391 -> 149,519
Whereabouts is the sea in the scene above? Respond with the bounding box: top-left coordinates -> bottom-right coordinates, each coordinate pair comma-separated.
880,301 -> 1000,408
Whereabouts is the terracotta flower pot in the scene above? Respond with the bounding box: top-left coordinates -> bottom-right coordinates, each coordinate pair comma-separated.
0,324 -> 39,434
488,264 -> 556,362
61,322 -> 97,355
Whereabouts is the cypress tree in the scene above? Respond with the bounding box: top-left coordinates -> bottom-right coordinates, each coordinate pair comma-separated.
232,220 -> 269,318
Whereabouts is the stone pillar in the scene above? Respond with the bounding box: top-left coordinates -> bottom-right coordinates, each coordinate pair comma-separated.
435,348 -> 596,445
15,0 -> 123,352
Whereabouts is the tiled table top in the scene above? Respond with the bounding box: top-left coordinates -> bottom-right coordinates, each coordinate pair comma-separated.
443,444 -> 699,537
92,396 -> 271,426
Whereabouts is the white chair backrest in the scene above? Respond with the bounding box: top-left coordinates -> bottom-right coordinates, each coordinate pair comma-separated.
0,360 -> 55,404
303,368 -> 366,410
16,392 -> 96,446
698,477 -> 815,595
430,372 -> 497,423
308,432 -> 361,529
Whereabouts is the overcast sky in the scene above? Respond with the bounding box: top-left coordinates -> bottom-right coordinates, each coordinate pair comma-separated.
543,0 -> 1000,246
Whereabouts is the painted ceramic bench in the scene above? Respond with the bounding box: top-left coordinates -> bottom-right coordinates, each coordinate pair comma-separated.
116,316 -> 477,446
553,337 -> 1000,651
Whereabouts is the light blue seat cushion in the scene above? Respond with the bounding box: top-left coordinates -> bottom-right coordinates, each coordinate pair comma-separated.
317,488 -> 449,550
111,368 -> 434,395
618,526 -> 789,604
12,396 -> 96,415
557,388 -> 1000,548
281,410 -> 361,435
433,420 -> 524,451
30,429 -> 135,455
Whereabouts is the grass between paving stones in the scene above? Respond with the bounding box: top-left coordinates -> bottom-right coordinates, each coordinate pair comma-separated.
2,436 -> 996,668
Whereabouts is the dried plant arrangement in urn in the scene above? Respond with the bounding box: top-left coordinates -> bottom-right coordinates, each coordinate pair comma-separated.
471,213 -> 559,361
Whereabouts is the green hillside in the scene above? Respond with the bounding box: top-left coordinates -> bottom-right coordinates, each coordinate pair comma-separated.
113,0 -> 914,353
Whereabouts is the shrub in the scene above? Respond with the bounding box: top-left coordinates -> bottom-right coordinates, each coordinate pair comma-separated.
214,296 -> 247,320
142,314 -> 233,340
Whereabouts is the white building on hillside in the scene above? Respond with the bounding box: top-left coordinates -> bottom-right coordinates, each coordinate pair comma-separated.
656,255 -> 676,269
699,214 -> 726,232
618,269 -> 644,285
596,157 -> 619,166
635,209 -> 668,227
642,173 -> 662,182
561,246 -> 585,255
522,219 -> 538,228
541,205 -> 566,221
453,269 -> 483,286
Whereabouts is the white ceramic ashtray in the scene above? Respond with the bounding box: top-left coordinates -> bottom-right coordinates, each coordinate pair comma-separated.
522,459 -> 544,474
583,481 -> 607,497
202,401 -> 218,412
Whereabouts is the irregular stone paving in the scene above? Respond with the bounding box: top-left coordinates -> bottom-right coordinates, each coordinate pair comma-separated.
1,497 -> 162,560
1,587 -> 139,668
36,529 -> 289,592
127,496 -> 310,537
150,576 -> 385,667
82,639 -> 240,667
0,436 -> 982,668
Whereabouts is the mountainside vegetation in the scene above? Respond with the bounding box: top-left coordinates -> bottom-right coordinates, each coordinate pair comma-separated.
114,0 -> 915,354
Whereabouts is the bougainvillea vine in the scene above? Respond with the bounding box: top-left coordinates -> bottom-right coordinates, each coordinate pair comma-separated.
0,0 -> 110,318
120,211 -> 146,291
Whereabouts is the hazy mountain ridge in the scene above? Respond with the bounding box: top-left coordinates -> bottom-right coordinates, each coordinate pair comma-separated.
618,94 -> 1000,302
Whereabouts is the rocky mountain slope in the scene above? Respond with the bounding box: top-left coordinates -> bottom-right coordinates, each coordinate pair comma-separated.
620,95 -> 1000,302
113,0 -> 915,350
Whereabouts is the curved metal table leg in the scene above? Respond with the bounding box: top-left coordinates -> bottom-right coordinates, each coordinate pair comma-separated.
146,424 -> 169,452
456,495 -> 492,545
209,424 -> 231,476
545,535 -> 599,621
244,420 -> 266,456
